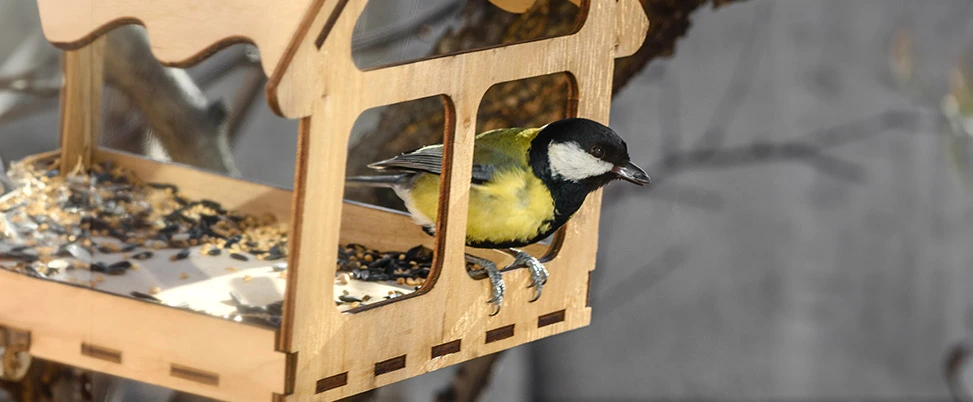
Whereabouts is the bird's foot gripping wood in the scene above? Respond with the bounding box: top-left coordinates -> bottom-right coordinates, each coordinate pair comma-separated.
465,254 -> 506,316
501,249 -> 549,302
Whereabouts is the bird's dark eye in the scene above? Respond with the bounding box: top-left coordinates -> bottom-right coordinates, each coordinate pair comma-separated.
590,145 -> 605,158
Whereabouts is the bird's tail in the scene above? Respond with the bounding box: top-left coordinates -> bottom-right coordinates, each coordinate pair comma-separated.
344,174 -> 410,188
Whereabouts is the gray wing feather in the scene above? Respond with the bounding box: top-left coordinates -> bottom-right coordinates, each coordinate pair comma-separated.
368,145 -> 495,183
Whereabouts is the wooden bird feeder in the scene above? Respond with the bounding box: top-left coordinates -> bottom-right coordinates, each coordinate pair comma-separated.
0,0 -> 648,400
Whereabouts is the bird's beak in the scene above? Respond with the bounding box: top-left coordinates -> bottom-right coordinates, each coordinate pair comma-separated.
612,161 -> 651,186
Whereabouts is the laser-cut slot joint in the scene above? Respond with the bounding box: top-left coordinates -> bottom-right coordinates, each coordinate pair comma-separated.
586,270 -> 592,307
485,324 -> 515,343
374,355 -> 406,376
170,363 -> 219,386
283,352 -> 298,395
316,372 -> 348,394
538,309 -> 566,328
80,343 -> 122,364
431,340 -> 461,358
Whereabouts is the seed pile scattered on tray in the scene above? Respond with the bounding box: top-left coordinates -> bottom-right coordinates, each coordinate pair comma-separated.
0,157 -> 288,275
0,157 -> 456,328
336,243 -> 433,286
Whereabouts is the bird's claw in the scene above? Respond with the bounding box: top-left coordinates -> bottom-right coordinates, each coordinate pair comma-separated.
466,254 -> 505,315
505,250 -> 549,303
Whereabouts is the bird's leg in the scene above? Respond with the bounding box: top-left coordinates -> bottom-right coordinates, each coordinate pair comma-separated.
500,249 -> 549,302
465,253 -> 505,316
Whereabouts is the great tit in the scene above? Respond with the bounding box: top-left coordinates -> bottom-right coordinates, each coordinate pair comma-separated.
347,117 -> 650,314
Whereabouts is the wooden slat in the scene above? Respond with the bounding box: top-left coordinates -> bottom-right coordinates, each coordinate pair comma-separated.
59,36 -> 105,174
0,270 -> 286,401
35,0 -> 315,75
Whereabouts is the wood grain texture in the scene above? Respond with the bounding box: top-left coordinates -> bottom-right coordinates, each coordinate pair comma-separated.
58,36 -> 105,174
20,0 -> 650,400
35,0 -> 314,74
271,0 -> 649,399
0,268 -> 286,402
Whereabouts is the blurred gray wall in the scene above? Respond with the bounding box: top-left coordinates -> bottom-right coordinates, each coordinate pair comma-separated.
4,0 -> 973,401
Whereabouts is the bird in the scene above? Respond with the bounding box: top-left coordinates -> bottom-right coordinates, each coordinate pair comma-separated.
346,117 -> 650,314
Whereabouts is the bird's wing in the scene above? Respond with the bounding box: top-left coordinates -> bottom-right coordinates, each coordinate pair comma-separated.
367,128 -> 541,183
368,145 -> 494,183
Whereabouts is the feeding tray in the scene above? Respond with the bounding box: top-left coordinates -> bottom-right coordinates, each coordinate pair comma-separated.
0,0 -> 649,400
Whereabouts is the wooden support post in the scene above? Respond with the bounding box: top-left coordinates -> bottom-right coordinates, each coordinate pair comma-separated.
58,36 -> 105,174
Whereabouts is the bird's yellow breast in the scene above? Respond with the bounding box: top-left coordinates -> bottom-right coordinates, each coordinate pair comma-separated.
408,168 -> 555,246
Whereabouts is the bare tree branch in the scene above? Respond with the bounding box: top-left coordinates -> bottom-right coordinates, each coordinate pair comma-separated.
102,25 -> 239,175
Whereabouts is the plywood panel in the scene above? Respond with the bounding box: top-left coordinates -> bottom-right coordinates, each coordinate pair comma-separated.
35,0 -> 316,74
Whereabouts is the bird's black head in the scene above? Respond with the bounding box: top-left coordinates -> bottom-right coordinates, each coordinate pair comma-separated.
529,117 -> 650,190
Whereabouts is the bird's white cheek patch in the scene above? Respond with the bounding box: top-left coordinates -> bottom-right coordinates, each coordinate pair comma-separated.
547,142 -> 614,181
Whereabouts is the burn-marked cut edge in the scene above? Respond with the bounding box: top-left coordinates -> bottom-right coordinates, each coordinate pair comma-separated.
316,372 -> 348,394
80,343 -> 122,364
374,355 -> 407,376
538,309 -> 566,328
485,324 -> 515,343
431,340 -> 461,358
170,364 -> 220,386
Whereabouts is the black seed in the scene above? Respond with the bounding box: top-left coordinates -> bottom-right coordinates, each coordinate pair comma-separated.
104,266 -> 127,275
199,199 -> 225,213
206,248 -> 221,256
369,273 -> 390,281
223,234 -> 243,248
230,253 -> 249,261
236,303 -> 267,315
339,295 -> 361,303
187,226 -> 204,240
265,301 -> 283,316
368,256 -> 393,270
165,211 -> 194,224
108,260 -> 132,270
199,214 -> 220,226
130,291 -> 162,302
147,182 -> 179,192
91,262 -> 108,272
14,253 -> 38,263
132,251 -> 153,260
92,172 -> 112,184
97,245 -> 113,254
119,243 -> 136,252
405,245 -> 433,263
171,248 -> 190,261
159,224 -> 180,234
265,245 -> 285,261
